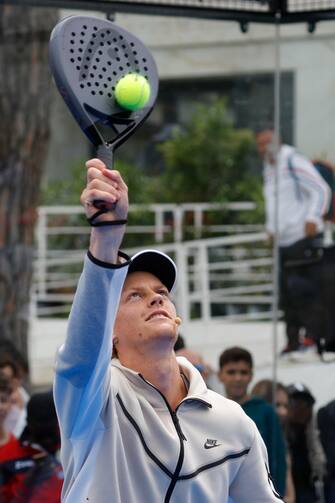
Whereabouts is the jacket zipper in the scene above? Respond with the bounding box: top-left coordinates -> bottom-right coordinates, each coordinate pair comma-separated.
138,374 -> 187,502
164,413 -> 185,503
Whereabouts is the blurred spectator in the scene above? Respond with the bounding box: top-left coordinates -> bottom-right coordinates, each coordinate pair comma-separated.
317,398 -> 335,502
174,334 -> 219,389
173,334 -> 186,352
0,357 -> 29,438
255,129 -> 331,355
12,390 -> 63,502
0,338 -> 29,383
218,347 -> 287,497
287,383 -> 326,503
251,379 -> 295,503
0,386 -> 63,502
175,347 -> 214,384
0,373 -> 19,501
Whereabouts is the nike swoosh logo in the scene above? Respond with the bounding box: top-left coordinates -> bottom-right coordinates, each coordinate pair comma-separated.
204,440 -> 222,449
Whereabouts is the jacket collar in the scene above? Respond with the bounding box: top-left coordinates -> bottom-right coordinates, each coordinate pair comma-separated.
111,356 -> 212,409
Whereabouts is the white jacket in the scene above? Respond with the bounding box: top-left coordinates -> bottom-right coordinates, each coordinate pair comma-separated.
263,145 -> 331,246
54,255 -> 283,502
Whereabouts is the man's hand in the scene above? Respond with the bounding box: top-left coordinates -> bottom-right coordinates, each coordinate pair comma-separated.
80,159 -> 129,263
80,158 -> 128,222
305,221 -> 318,238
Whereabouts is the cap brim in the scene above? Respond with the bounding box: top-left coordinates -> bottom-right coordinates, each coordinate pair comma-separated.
287,384 -> 315,404
128,249 -> 177,292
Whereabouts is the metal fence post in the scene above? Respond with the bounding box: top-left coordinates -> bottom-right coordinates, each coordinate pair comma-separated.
174,243 -> 189,326
35,208 -> 48,298
199,244 -> 210,322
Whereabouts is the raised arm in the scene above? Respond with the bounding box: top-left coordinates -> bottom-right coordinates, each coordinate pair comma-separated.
82,158 -> 129,262
54,159 -> 129,441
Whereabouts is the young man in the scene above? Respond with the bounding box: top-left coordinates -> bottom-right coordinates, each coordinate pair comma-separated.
54,158 -> 283,502
218,346 -> 287,497
255,128 -> 331,355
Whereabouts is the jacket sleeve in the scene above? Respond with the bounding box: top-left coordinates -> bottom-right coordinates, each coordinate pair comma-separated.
292,152 -> 331,222
229,421 -> 284,502
53,254 -> 128,440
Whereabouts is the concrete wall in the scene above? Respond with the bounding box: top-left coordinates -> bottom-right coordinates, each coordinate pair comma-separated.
46,11 -> 335,180
115,14 -> 335,160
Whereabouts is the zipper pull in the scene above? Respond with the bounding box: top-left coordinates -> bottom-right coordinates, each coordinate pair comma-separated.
171,411 -> 187,441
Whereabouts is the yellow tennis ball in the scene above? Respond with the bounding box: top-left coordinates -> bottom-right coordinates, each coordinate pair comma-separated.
114,73 -> 151,111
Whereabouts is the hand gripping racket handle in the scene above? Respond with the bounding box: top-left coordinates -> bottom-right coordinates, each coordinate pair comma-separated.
94,144 -> 116,211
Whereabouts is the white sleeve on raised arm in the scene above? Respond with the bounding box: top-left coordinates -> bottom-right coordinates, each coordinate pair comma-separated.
54,254 -> 128,440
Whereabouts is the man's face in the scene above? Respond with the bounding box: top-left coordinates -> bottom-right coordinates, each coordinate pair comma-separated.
218,360 -> 252,403
114,271 -> 178,357
255,130 -> 275,160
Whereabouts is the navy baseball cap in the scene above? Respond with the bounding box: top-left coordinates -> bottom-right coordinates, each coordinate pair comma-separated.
128,249 -> 177,292
287,383 -> 315,405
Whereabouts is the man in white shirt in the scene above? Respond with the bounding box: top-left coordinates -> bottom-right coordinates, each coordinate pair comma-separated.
256,129 -> 331,354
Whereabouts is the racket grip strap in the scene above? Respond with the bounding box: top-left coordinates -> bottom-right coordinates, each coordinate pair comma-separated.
87,209 -> 127,227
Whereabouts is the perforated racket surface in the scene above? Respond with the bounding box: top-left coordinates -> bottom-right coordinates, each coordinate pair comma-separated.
49,15 -> 159,209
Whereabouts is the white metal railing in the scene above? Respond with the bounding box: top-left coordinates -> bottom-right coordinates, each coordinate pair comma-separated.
32,202 -> 273,321
172,232 -> 272,324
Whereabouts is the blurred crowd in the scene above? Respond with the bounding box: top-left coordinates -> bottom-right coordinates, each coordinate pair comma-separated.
1,333 -> 334,502
0,337 -> 63,502
176,335 -> 335,503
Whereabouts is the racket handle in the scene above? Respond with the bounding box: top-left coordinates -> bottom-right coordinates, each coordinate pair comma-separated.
97,143 -> 113,169
94,144 -> 116,210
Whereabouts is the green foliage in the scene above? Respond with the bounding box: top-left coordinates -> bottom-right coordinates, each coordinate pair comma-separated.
41,160 -> 86,205
41,158 -> 149,205
155,100 -> 261,206
41,100 -> 264,228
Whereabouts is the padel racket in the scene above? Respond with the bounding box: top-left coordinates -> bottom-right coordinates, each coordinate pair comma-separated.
49,15 -> 159,209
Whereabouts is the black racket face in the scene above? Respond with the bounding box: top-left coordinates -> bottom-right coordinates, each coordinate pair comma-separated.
49,16 -> 159,149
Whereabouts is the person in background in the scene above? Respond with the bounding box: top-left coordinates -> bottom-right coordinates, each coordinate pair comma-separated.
173,334 -> 186,352
0,384 -> 62,503
218,346 -> 287,497
317,398 -> 335,503
251,379 -> 296,503
255,128 -> 331,355
12,390 -> 63,503
0,372 -> 20,501
286,383 -> 326,503
174,336 -> 219,391
0,338 -> 29,380
0,357 -> 29,439
175,347 -> 209,379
